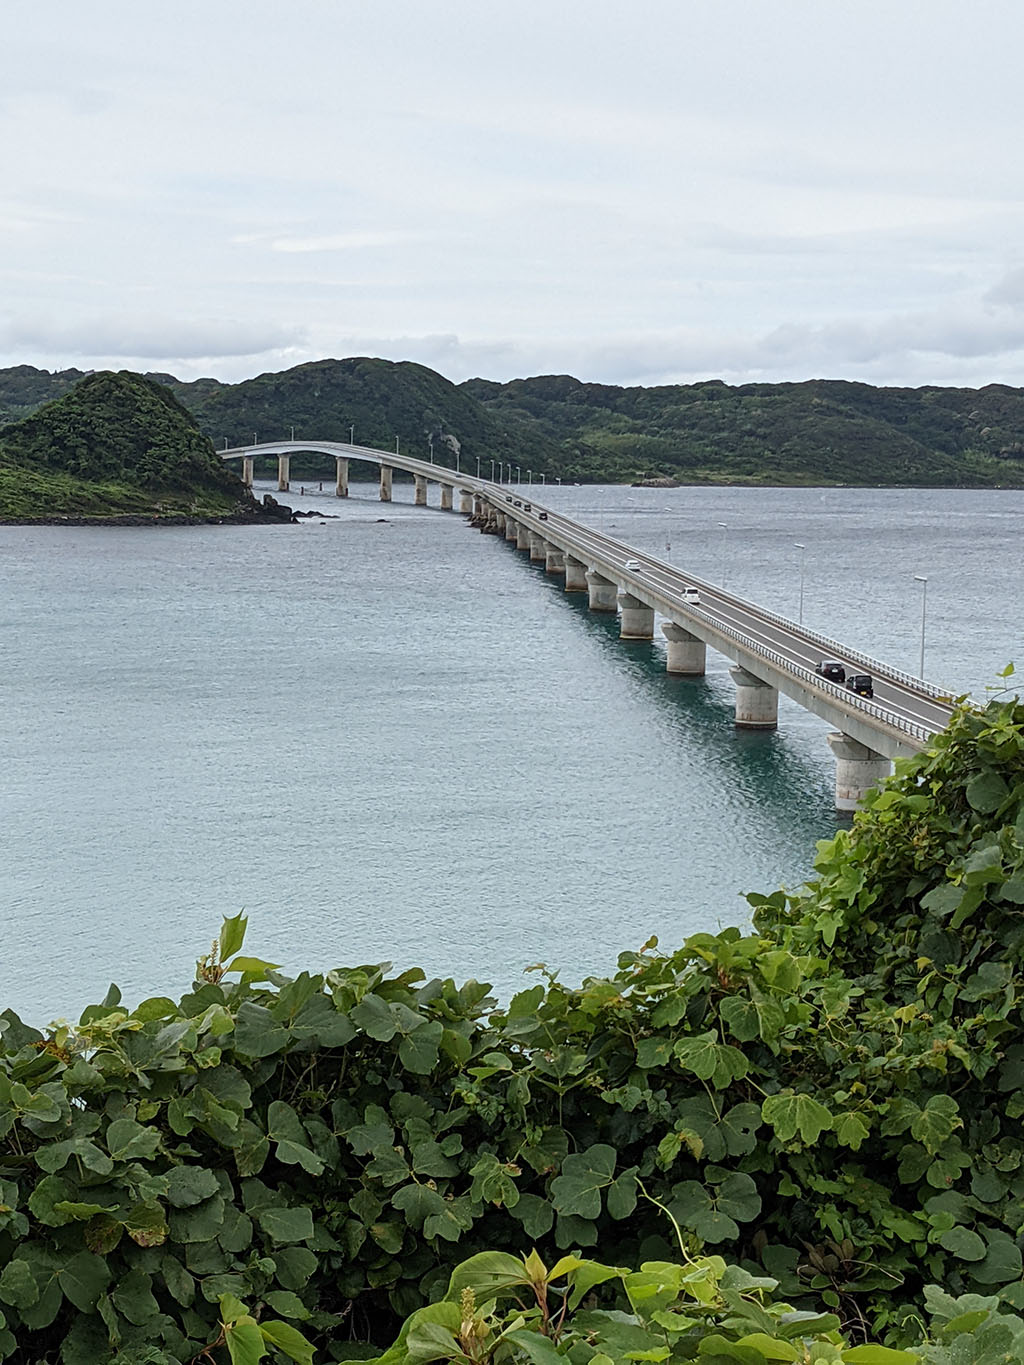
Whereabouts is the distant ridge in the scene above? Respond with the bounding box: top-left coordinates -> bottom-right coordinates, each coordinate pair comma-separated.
3,360 -> 1024,487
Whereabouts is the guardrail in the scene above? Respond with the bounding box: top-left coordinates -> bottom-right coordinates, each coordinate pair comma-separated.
684,609 -> 935,743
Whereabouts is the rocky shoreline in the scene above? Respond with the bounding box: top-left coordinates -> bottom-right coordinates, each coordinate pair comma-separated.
0,493 -> 306,528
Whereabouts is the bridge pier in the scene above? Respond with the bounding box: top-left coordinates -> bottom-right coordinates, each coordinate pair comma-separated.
827,733 -> 892,812
729,665 -> 778,729
545,545 -> 565,574
459,489 -> 473,515
335,457 -> 349,498
505,517 -> 518,542
440,484 -> 453,511
414,475 -> 427,506
618,592 -> 655,639
241,456 -> 254,487
662,623 -> 706,675
516,524 -> 531,551
586,571 -> 618,612
529,533 -> 547,562
380,466 -> 393,502
277,454 -> 290,492
564,556 -> 587,592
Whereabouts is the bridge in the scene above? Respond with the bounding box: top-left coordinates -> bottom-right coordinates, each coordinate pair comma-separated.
221,439 -> 956,810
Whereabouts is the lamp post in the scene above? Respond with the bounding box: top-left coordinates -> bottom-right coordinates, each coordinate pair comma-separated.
290,426 -> 295,442
540,472 -> 546,485
516,466 -> 521,484
476,456 -> 481,478
428,433 -> 434,463
914,575 -> 929,678
395,436 -> 400,454
717,523 -> 727,585
490,459 -> 496,481
349,425 -> 355,446
528,470 -> 533,485
794,543 -> 806,625
253,433 -> 258,446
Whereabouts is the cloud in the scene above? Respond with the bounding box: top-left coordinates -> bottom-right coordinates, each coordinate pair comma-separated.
0,316 -> 307,363
268,231 -> 427,253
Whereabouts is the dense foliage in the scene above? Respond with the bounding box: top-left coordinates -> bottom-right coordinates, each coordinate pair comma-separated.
462,375 -> 1024,486
6,362 -> 1024,487
0,371 -> 261,519
2,697 -> 1024,1363
371,1247 -> 1024,1365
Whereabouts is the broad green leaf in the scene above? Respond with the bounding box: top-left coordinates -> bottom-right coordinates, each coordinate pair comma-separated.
0,1259 -> 38,1309
260,1318 -> 316,1365
762,1091 -> 833,1144
834,1112 -> 870,1151
843,1348 -> 917,1363
225,1315 -> 267,1365
445,1251 -> 530,1300
910,1095 -> 962,1155
57,1251 -> 110,1311
219,913 -> 248,961
166,1165 -> 221,1207
106,1116 -> 161,1161
255,1205 -> 314,1244
550,1143 -> 617,1219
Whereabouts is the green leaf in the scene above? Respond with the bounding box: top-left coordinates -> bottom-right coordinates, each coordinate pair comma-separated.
550,1143 -> 618,1219
105,1116 -> 162,1161
966,769 -> 1010,813
937,1225 -> 987,1260
842,1348 -> 917,1363
166,1164 -> 221,1207
399,1021 -> 444,1074
260,1318 -> 316,1365
225,1314 -> 267,1365
58,1251 -> 111,1311
761,1091 -> 833,1144
673,1032 -> 749,1088
220,913 -> 248,961
0,1259 -> 39,1309
351,993 -> 398,1041
255,1206 -> 314,1244
911,1095 -> 962,1155
834,1112 -> 870,1151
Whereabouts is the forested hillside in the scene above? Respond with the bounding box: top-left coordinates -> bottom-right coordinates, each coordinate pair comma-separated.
5,360 -> 1024,487
0,371 -> 269,521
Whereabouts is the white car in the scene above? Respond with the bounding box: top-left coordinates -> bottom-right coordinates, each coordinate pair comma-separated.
683,587 -> 701,605
624,559 -> 642,571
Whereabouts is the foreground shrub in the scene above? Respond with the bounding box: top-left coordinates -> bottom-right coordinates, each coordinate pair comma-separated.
1,698 -> 1024,1360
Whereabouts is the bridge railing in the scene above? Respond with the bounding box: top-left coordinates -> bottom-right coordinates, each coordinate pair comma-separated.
682,606 -> 935,743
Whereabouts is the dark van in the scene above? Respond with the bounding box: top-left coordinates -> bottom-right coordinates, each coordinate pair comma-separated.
846,674 -> 874,698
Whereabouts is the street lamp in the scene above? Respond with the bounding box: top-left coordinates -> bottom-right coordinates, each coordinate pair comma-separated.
253,432 -> 258,446
349,425 -> 355,446
540,473 -> 546,485
490,459 -> 496,481
476,456 -> 481,478
914,575 -> 929,678
794,543 -> 806,625
428,433 -> 434,463
395,436 -> 400,454
516,466 -> 521,484
290,426 -> 295,442
717,523 -> 727,584
528,470 -> 533,485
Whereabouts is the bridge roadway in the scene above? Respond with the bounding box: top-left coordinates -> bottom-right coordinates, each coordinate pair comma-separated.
222,440 -> 957,808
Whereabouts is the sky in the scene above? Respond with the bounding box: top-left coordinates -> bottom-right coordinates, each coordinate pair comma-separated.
3,0 -> 1024,391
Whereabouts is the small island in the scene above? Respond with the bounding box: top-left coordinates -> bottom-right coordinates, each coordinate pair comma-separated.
0,370 -> 292,523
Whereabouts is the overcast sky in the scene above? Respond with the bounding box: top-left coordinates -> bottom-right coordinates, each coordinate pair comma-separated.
4,1 -> 1024,390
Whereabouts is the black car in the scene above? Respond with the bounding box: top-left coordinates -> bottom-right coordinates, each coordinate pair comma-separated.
846,674 -> 874,698
815,659 -> 846,683
538,511 -> 548,520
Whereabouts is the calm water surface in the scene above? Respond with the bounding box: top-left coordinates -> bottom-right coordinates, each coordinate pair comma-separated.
2,483 -> 1021,1024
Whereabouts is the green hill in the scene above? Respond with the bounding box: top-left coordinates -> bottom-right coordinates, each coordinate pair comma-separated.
462,374 -> 1024,485
0,370 -> 267,522
6,361 -> 1024,487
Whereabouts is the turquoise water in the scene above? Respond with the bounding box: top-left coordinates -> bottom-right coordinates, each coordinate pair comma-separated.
2,483 -> 1021,1024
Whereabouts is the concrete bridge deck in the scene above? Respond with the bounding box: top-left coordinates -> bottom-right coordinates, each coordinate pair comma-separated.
221,439 -> 956,808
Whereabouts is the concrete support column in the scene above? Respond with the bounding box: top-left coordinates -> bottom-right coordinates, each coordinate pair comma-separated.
618,592 -> 655,639
516,524 -> 531,551
335,457 -> 349,498
662,623 -> 707,675
505,518 -> 518,541
529,534 -> 547,562
459,489 -> 473,515
379,466 -> 393,502
729,665 -> 779,730
440,484 -> 453,511
414,475 -> 427,506
473,496 -> 485,520
545,545 -> 565,574
827,733 -> 892,812
277,454 -> 290,492
586,571 -> 619,612
564,556 -> 588,592
241,456 -> 254,487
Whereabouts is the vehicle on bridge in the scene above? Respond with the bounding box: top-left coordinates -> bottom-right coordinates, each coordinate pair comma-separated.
683,587 -> 701,605
815,659 -> 846,683
846,673 -> 874,698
